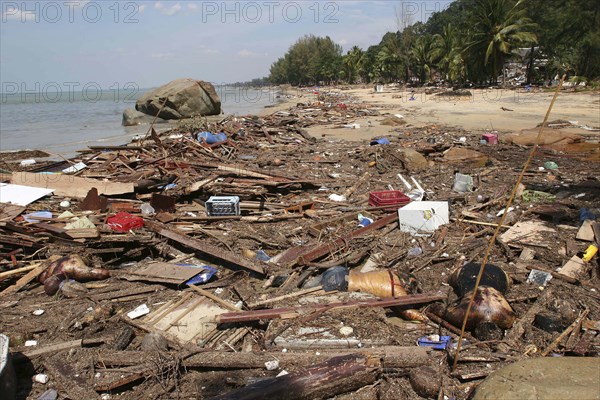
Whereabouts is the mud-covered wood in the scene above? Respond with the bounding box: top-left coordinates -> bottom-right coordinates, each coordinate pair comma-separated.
208,353 -> 379,400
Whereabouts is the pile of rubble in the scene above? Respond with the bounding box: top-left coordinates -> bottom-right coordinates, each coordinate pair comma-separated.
0,91 -> 599,400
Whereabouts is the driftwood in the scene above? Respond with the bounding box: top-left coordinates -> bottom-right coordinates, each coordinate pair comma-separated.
208,353 -> 379,400
96,346 -> 434,370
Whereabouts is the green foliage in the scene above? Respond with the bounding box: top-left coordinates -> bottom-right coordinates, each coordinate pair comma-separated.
268,35 -> 343,85
269,0 -> 600,86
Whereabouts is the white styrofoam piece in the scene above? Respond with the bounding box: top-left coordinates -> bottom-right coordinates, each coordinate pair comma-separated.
0,183 -> 54,206
398,201 -> 449,234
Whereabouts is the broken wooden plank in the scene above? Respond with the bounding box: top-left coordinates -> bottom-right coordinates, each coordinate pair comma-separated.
14,337 -> 105,361
11,172 -> 134,197
0,263 -> 47,296
146,221 -> 265,275
216,292 -> 444,324
297,213 -> 398,266
188,284 -> 240,312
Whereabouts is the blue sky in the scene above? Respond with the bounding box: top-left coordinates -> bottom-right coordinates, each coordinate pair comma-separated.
1,1 -> 452,89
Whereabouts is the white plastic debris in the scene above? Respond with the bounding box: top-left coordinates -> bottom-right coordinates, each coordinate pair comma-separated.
328,194 -> 347,202
276,370 -> 289,377
127,304 -> 150,319
496,207 -> 515,217
59,200 -> 71,208
32,309 -> 45,316
20,159 -> 36,166
265,360 -> 279,371
62,162 -> 87,174
25,340 -> 38,347
339,326 -> 354,336
34,374 -> 49,384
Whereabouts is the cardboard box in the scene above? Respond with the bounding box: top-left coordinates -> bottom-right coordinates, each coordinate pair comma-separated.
398,201 -> 449,234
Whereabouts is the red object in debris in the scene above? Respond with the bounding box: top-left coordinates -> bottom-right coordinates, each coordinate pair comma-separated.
369,190 -> 411,211
481,133 -> 499,144
107,212 -> 144,232
338,103 -> 347,110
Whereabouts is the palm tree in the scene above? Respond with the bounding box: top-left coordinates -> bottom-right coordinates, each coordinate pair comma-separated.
466,0 -> 537,84
410,35 -> 433,84
430,24 -> 467,84
342,46 -> 364,84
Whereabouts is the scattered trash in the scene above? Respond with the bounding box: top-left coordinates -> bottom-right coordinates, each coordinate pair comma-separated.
417,334 -> 451,350
339,326 -> 354,336
205,196 -> 240,216
33,373 -> 49,384
481,132 -> 499,144
328,194 -> 347,202
398,201 -> 449,234
32,309 -> 45,316
37,390 -> 58,400
62,162 -> 87,174
527,269 -> 553,286
452,173 -> 474,193
127,303 -> 150,319
582,244 -> 598,262
264,360 -> 279,370
23,211 -> 53,223
197,131 -> 227,144
369,190 -> 411,210
370,137 -> 390,145
544,161 -> 559,170
106,212 -> 144,232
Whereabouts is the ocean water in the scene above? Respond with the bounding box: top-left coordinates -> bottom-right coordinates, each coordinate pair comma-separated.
0,86 -> 278,157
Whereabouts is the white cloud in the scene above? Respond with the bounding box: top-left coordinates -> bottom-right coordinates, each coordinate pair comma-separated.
154,2 -> 182,16
187,3 -> 198,11
151,52 -> 175,59
238,49 -> 264,58
139,4 -> 147,13
198,45 -> 218,55
338,39 -> 348,45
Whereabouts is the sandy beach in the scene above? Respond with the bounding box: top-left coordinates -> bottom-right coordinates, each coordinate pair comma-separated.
264,86 -> 600,142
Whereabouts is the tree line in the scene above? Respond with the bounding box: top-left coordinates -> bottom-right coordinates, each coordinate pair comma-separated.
267,0 -> 599,86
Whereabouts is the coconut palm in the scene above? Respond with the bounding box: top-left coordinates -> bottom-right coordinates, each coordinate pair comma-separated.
342,46 -> 364,84
410,35 -> 433,84
466,0 -> 537,84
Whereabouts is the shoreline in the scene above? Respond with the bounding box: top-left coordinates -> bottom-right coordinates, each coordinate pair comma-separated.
2,85 -> 598,163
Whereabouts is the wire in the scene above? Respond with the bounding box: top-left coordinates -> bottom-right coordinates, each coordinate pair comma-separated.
451,75 -> 567,372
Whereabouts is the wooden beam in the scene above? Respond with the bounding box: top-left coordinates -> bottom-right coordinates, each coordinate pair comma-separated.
146,221 -> 265,275
216,292 -> 444,324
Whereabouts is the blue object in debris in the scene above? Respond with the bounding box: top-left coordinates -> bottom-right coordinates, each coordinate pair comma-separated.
255,250 -> 271,262
182,265 -> 218,286
23,211 -> 52,223
417,335 -> 451,350
197,131 -> 227,144
579,208 -> 596,222
370,137 -> 390,145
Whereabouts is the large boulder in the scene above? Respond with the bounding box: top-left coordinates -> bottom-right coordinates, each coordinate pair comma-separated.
471,357 -> 600,400
122,108 -> 169,126
135,78 -> 221,120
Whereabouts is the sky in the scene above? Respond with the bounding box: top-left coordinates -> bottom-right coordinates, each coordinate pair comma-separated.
0,1 -> 452,89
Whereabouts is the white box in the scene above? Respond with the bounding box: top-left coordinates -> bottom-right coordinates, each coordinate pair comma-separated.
398,201 -> 449,234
